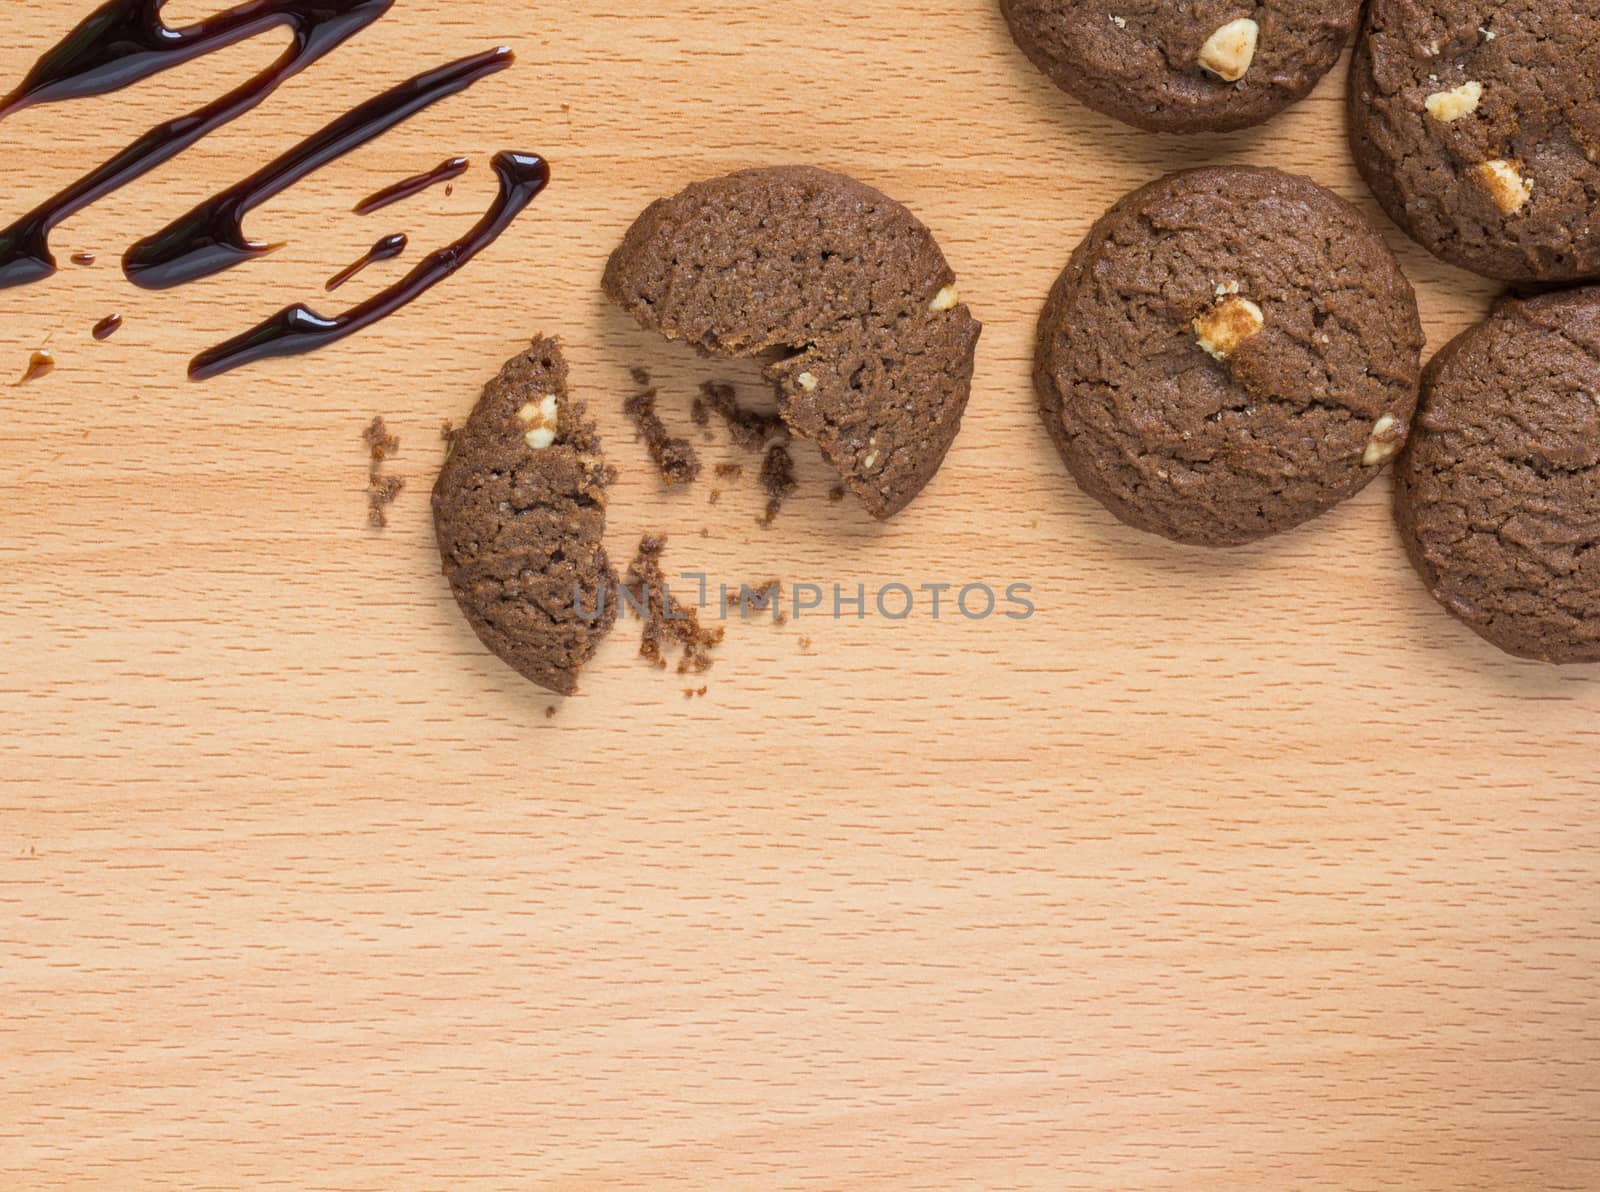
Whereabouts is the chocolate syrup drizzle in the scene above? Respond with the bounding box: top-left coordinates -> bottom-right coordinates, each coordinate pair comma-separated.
354,156 -> 469,215
1,0 -> 385,116
123,47 -> 512,290
2,3 -> 550,380
190,152 -> 549,380
327,233 -> 407,290
0,0 -> 394,289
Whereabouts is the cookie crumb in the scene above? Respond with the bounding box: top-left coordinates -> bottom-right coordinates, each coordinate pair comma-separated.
544,705 -> 557,719
440,419 -> 459,444
828,483 -> 848,502
364,417 -> 404,527
747,578 -> 787,624
367,474 -> 405,528
715,463 -> 744,479
760,443 -> 798,525
624,382 -> 701,484
624,535 -> 725,675
364,416 -> 399,462
689,394 -> 716,441
798,635 -> 812,650
708,489 -> 721,506
699,381 -> 789,452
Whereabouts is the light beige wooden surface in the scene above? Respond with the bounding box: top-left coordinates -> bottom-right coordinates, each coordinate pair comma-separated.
2,1 -> 1597,1188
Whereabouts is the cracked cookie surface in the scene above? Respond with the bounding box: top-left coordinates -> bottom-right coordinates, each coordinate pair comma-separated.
1395,287 -> 1600,663
433,337 -> 617,695
1034,166 -> 1423,547
602,166 -> 981,520
1350,0 -> 1600,282
1002,0 -> 1361,133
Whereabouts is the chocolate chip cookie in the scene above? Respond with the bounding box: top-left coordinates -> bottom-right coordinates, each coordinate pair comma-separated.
1002,0 -> 1361,133
1395,288 -> 1600,663
1034,166 -> 1424,547
602,166 -> 981,519
1350,0 -> 1600,282
432,337 -> 617,695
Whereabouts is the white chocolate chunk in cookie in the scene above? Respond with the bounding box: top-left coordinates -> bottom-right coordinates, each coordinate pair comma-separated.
1363,413 -> 1404,466
1473,159 -> 1532,215
929,285 -> 960,313
1425,80 -> 1482,122
1198,19 -> 1259,83
796,371 -> 819,391
516,393 -> 560,450
1194,295 -> 1264,361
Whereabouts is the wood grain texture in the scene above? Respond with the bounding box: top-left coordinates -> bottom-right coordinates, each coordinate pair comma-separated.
1,1 -> 1596,1188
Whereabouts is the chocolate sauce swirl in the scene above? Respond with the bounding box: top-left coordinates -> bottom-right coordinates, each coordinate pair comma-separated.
2,2 -> 550,382
0,0 -> 393,289
0,0 -> 387,117
190,152 -> 549,380
123,47 -> 511,291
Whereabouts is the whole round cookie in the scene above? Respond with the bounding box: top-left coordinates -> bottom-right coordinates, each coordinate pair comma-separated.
1001,0 -> 1361,133
1395,288 -> 1600,664
1350,0 -> 1600,282
1034,166 -> 1424,547
602,166 -> 981,520
433,337 -> 618,696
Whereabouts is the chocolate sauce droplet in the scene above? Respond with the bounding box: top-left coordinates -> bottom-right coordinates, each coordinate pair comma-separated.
123,47 -> 510,291
327,232 -> 407,290
93,313 -> 123,340
16,350 -> 55,384
354,156 -> 469,215
0,0 -> 394,289
190,151 -> 549,381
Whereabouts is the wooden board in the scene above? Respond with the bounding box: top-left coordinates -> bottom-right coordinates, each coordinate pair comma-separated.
2,1 -> 1597,1187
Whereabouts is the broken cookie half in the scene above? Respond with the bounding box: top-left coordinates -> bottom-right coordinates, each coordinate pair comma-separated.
432,336 -> 617,696
602,166 -> 982,519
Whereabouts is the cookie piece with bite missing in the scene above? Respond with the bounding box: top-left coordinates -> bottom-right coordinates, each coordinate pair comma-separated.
603,166 -> 981,519
432,337 -> 617,695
